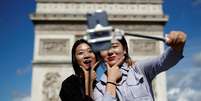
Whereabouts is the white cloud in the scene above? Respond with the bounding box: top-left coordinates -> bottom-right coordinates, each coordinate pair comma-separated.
16,63 -> 32,76
168,88 -> 180,96
167,68 -> 201,101
192,0 -> 201,6
13,96 -> 31,101
178,88 -> 201,101
168,87 -> 201,101
193,52 -> 201,67
12,90 -> 31,101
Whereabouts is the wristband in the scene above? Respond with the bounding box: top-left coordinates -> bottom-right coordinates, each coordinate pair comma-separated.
107,81 -> 116,86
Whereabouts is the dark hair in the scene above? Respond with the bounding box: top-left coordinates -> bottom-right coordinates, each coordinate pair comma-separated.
118,36 -> 133,66
71,39 -> 95,75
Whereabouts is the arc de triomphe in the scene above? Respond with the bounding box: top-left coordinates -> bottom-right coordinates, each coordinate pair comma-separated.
30,0 -> 168,101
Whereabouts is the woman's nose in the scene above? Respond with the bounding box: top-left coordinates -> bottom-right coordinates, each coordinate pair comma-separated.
84,54 -> 90,59
108,48 -> 114,56
83,52 -> 91,59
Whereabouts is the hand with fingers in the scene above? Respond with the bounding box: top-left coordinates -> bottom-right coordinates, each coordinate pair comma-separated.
80,61 -> 100,96
166,31 -> 187,53
89,61 -> 100,97
105,56 -> 125,97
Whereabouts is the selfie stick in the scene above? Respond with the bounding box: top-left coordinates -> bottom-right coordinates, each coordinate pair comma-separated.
85,26 -> 167,43
124,32 -> 166,42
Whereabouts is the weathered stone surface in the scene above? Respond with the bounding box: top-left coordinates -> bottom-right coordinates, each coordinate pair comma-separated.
34,23 -> 164,32
35,3 -> 164,16
129,39 -> 160,56
42,72 -> 61,101
39,39 -> 69,56
31,13 -> 168,23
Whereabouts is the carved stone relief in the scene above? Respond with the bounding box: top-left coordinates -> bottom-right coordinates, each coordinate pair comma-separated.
129,39 -> 160,56
39,39 -> 69,56
112,24 -> 163,31
36,3 -> 162,15
36,24 -> 86,31
42,72 -> 61,101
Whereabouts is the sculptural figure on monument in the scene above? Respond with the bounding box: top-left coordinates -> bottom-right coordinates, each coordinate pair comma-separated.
42,72 -> 61,101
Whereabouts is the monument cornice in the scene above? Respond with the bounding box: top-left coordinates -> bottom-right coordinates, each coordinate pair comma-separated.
30,13 -> 168,23
36,0 -> 163,4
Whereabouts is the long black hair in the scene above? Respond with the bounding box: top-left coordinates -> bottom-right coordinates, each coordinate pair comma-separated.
118,36 -> 133,66
71,39 -> 96,76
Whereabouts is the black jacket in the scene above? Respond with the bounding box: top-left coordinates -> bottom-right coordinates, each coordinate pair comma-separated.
59,75 -> 93,101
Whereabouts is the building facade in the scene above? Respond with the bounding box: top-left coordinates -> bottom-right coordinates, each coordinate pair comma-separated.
30,0 -> 168,101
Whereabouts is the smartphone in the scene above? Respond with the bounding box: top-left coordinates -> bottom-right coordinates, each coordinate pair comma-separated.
86,10 -> 112,52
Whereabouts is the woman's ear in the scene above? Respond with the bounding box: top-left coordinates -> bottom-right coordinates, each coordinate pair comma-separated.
123,50 -> 126,55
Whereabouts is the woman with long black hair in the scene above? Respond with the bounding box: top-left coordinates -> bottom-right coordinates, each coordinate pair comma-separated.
60,39 -> 98,101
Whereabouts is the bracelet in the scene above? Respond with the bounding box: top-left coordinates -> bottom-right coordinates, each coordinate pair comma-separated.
107,81 -> 116,86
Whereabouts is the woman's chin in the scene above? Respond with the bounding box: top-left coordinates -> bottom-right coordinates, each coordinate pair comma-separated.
108,61 -> 116,67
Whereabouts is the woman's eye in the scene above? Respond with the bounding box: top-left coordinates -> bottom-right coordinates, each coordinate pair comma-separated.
88,49 -> 93,53
77,51 -> 84,55
112,45 -> 118,48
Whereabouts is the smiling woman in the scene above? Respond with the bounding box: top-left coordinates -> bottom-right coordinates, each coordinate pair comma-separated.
74,42 -> 97,72
93,31 -> 186,101
59,39 -> 98,101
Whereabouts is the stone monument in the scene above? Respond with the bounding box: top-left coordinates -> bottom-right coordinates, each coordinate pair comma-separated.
30,0 -> 168,101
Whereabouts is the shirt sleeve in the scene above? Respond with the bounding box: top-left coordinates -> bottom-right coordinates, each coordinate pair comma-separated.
93,87 -> 117,101
137,47 -> 184,80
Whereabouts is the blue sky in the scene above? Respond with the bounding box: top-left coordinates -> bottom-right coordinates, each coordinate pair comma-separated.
0,0 -> 201,101
0,0 -> 35,101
